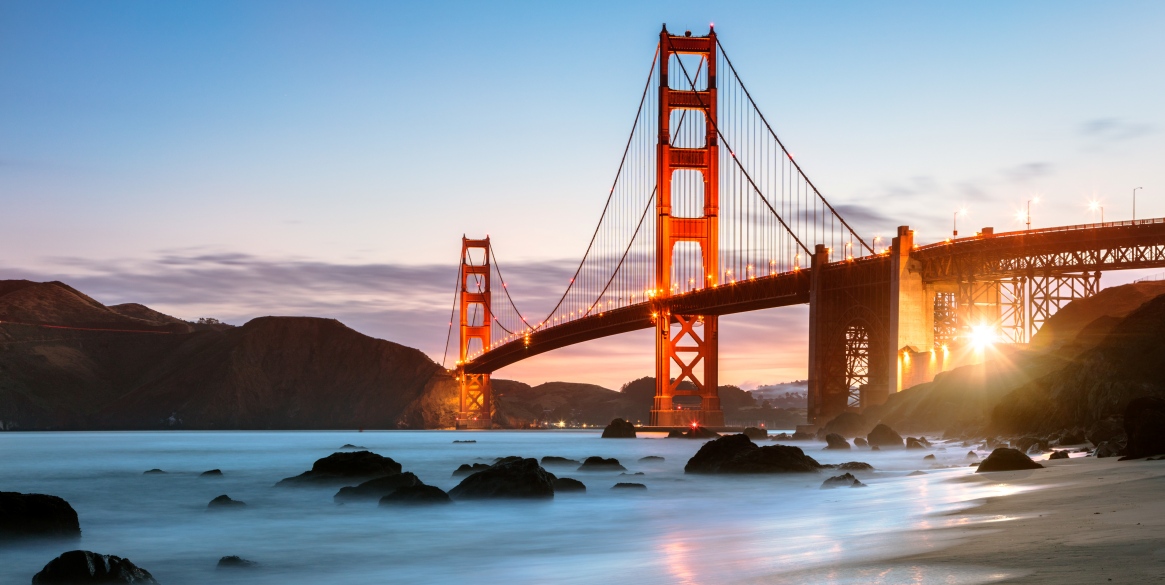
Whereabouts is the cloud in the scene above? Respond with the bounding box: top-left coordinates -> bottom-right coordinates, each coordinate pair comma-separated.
1001,162 -> 1054,184
1080,118 -> 1156,143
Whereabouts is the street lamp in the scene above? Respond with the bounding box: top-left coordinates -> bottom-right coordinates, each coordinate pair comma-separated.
1025,197 -> 1040,230
953,207 -> 967,238
1089,200 -> 1104,224
1134,187 -> 1143,220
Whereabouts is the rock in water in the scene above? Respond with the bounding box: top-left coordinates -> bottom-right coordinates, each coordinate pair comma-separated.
601,418 -> 637,438
32,550 -> 158,584
577,457 -> 626,472
854,437 -> 869,447
976,448 -> 1045,472
1049,450 -> 1070,460
867,424 -> 904,448
824,433 -> 851,450
906,437 -> 927,450
1124,396 -> 1165,459
685,434 -> 757,473
638,456 -> 665,462
448,458 -> 555,500
540,456 -> 580,466
217,555 -> 257,569
340,444 -> 366,449
200,469 -> 223,477
908,470 -> 927,476
452,463 -> 491,477
142,469 -> 165,475
611,483 -> 647,490
820,473 -> 866,489
922,454 -> 936,460
207,495 -> 245,509
836,461 -> 874,472
276,451 -> 402,486
552,478 -> 586,493
334,472 -> 423,502
966,451 -> 979,460
719,445 -> 823,474
379,485 -> 453,506
0,492 -> 80,538
743,427 -> 768,440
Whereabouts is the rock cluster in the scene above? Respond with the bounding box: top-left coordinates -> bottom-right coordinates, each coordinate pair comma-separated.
685,434 -> 822,474
32,550 -> 158,584
277,451 -> 402,486
821,473 -> 867,489
448,457 -> 556,500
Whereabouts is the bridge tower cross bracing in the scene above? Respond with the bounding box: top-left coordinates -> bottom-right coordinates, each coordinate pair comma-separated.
457,236 -> 493,429
651,26 -> 724,428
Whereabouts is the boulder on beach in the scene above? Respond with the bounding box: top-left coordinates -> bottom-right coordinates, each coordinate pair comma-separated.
552,478 -> 586,493
1095,440 -> 1125,458
200,469 -> 223,477
638,456 -> 665,462
1013,437 -> 1049,454
0,492 -> 81,539
611,482 -> 647,490
541,456 -> 580,466
217,555 -> 257,570
1049,450 -> 1070,460
577,457 -> 626,472
976,448 -> 1045,472
1124,396 -> 1165,459
207,494 -> 245,509
379,484 -> 453,506
836,461 -> 874,472
601,418 -> 637,438
906,437 -> 927,450
448,458 -> 555,500
452,463 -> 492,477
685,435 -> 823,474
334,472 -> 423,502
824,433 -> 850,450
867,424 -> 904,448
820,473 -> 866,489
854,437 -> 869,447
743,427 -> 768,440
276,451 -> 402,486
32,550 -> 158,584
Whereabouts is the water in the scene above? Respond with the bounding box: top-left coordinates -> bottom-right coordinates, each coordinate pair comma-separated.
1,431 -> 1031,584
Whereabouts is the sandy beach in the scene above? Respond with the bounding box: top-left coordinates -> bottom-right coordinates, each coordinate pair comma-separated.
890,456 -> 1165,584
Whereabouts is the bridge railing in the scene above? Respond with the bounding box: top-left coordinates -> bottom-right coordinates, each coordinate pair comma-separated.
913,216 -> 1165,253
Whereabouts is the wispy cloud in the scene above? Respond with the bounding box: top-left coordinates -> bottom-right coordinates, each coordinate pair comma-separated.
1080,117 -> 1156,143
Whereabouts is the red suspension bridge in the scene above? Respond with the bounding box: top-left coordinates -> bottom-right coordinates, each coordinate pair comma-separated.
444,26 -> 1165,430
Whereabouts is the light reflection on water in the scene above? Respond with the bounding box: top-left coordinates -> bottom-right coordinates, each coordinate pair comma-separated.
1,431 -> 1034,584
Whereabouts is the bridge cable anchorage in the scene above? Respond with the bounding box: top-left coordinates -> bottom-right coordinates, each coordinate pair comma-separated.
440,258 -> 464,368
510,47 -> 661,335
664,35 -> 810,258
714,37 -> 873,255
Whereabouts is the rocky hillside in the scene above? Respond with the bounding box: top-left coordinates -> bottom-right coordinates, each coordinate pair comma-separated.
0,281 -> 458,430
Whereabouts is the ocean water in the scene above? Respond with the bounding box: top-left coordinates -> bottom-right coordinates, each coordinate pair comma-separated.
1,431 -> 1032,585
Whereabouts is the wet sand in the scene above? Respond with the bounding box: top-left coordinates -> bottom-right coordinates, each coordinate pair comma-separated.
896,456 -> 1165,584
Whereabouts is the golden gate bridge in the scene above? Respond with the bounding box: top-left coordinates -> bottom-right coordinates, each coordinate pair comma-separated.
443,25 -> 1165,430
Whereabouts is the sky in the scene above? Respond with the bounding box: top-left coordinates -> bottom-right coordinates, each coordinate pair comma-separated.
1,1 -> 1163,390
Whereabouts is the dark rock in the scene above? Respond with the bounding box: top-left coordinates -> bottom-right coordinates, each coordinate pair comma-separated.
743,427 -> 768,440
217,555 -> 257,569
966,451 -> 979,459
379,484 -> 452,506
32,550 -> 158,584
836,461 -> 874,472
1124,396 -> 1165,459
1056,428 -> 1086,445
276,451 -> 402,486
334,472 -> 423,502
143,469 -> 165,474
552,478 -> 586,493
448,458 -> 555,500
790,431 -> 814,441
1088,418 -> 1125,446
601,418 -> 637,439
452,440 -> 476,444
540,456 -> 580,466
207,494 -> 245,509
908,470 -> 927,476
667,430 -> 686,438
905,437 -> 927,450
718,445 -> 823,474
0,492 -> 80,538
821,473 -> 866,489
1049,450 -> 1070,460
452,463 -> 492,477
1095,440 -> 1126,458
577,457 -> 626,472
669,425 -> 721,439
976,448 -> 1045,472
492,456 -> 523,465
923,454 -> 936,460
1014,436 -> 1048,454
200,469 -> 223,477
824,433 -> 850,450
684,434 -> 757,473
867,424 -> 904,448
853,437 -> 869,447
817,411 -> 874,438
870,445 -> 881,451
611,483 -> 647,490
638,456 -> 665,462
771,432 -> 792,440
340,444 -> 366,449
619,472 -> 645,476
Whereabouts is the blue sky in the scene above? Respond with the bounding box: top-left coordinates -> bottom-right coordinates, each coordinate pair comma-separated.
2,1 -> 1162,388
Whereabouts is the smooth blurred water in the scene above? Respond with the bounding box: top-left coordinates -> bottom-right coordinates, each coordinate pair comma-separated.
1,431 -> 1029,584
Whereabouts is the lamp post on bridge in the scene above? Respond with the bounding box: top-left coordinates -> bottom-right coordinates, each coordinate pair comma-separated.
1134,187 -> 1142,220
1089,200 -> 1104,224
1025,198 -> 1039,230
953,207 -> 967,238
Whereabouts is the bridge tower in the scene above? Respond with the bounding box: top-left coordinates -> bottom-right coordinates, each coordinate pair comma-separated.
651,26 -> 724,428
457,237 -> 492,429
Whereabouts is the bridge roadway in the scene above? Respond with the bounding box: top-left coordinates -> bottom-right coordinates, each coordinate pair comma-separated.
464,217 -> 1165,376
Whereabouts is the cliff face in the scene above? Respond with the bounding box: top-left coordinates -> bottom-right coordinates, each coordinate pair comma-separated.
0,281 -> 458,430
